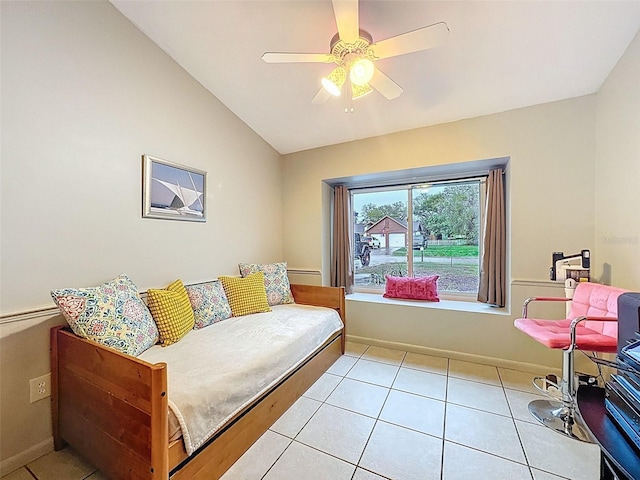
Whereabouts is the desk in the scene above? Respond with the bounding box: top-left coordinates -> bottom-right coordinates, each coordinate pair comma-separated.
576,386 -> 640,480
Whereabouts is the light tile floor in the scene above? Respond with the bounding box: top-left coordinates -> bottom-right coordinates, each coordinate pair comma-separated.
2,342 -> 601,480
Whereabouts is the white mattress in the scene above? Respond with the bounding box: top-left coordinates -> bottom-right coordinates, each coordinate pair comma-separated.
139,303 -> 343,455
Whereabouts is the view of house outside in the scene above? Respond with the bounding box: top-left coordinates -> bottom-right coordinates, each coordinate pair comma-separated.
352,181 -> 481,293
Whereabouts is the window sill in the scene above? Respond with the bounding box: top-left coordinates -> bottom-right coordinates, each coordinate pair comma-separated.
346,292 -> 510,316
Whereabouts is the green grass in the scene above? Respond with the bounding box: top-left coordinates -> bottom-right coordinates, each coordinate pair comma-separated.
392,245 -> 479,257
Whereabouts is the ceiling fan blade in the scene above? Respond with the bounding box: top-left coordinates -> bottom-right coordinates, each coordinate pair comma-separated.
369,22 -> 449,60
262,53 -> 333,63
369,68 -> 403,100
332,0 -> 359,44
311,87 -> 331,104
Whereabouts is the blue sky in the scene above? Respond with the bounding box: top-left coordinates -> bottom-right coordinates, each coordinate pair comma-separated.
353,190 -> 407,215
352,186 -> 442,215
152,162 -> 204,192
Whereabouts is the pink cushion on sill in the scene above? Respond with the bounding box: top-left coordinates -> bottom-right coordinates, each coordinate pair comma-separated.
383,275 -> 440,302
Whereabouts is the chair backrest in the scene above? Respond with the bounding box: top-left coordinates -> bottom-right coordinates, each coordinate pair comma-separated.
569,282 -> 628,338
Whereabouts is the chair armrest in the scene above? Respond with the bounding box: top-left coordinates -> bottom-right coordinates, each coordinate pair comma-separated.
522,296 -> 571,318
568,315 -> 618,352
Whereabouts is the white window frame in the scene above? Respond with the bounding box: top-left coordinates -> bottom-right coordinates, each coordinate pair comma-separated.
351,177 -> 486,302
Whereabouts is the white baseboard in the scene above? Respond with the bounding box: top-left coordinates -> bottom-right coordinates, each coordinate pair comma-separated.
346,334 -> 562,376
0,437 -> 53,476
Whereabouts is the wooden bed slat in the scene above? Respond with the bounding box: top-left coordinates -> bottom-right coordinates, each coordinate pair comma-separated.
290,284 -> 345,313
57,329 -> 156,411
59,407 -> 156,480
58,369 -> 153,460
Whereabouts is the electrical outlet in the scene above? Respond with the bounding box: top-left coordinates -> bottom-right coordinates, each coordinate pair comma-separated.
29,373 -> 51,403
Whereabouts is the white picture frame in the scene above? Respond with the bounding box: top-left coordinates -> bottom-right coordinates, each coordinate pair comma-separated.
142,155 -> 206,222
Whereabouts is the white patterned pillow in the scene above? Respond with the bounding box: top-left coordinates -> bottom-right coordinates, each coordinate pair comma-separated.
238,262 -> 294,306
50,274 -> 159,356
185,281 -> 232,329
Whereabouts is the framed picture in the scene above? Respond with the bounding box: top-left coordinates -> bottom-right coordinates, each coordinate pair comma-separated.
142,155 -> 206,222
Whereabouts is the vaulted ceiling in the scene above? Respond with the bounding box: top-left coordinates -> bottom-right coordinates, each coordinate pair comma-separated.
111,1 -> 640,154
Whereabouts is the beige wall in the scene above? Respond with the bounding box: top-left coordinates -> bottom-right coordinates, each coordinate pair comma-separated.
594,29 -> 640,289
283,96 -> 597,279
0,1 -> 282,471
282,96 -> 599,369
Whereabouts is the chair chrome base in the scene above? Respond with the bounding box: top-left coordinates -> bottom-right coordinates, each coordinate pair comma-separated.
528,399 -> 593,443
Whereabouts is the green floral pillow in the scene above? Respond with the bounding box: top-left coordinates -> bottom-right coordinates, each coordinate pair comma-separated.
51,274 -> 159,356
238,262 -> 294,306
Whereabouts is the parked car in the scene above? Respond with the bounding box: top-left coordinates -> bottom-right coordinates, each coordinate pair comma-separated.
354,233 -> 372,266
412,233 -> 427,250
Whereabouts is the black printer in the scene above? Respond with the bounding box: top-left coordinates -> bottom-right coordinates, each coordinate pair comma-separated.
605,292 -> 640,451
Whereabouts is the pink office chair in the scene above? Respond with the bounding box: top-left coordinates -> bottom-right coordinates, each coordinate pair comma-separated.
514,282 -> 627,441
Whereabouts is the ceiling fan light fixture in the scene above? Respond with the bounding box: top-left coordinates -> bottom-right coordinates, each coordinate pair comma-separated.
321,67 -> 346,96
352,83 -> 373,100
350,58 -> 374,86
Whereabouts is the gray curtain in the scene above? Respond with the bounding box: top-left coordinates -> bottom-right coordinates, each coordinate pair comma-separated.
331,185 -> 354,294
477,169 -> 506,307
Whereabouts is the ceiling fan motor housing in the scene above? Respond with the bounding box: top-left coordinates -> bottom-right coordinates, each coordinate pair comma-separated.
329,29 -> 374,64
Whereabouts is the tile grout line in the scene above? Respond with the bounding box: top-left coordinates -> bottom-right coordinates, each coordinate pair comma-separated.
258,434 -> 294,480
439,358 -> 450,480
442,438 -> 536,469
497,367 -> 536,480
349,346 -> 452,379
445,398 -> 516,420
352,349 -> 404,478
23,466 -> 38,480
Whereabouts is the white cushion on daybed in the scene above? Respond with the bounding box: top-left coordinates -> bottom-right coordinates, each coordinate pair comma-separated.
138,303 -> 343,455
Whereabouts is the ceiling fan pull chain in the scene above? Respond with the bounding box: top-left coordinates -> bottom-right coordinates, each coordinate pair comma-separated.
344,82 -> 355,113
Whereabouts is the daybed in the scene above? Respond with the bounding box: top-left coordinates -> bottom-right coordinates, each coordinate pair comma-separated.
50,282 -> 345,479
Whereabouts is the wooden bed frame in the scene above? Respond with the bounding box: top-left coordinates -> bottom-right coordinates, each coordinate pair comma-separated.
50,284 -> 345,479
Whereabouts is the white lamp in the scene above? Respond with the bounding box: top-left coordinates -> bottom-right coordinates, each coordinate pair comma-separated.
321,67 -> 347,96
350,58 -> 375,86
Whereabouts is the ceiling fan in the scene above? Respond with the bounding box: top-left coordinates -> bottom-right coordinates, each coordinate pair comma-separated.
262,0 -> 449,107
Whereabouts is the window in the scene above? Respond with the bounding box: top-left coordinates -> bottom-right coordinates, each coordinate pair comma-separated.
352,178 -> 484,297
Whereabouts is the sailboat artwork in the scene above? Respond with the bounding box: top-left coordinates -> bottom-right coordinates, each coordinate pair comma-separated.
142,155 -> 206,222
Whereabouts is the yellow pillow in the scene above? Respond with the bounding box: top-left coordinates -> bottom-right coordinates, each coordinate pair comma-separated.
219,272 -> 271,317
147,279 -> 195,346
